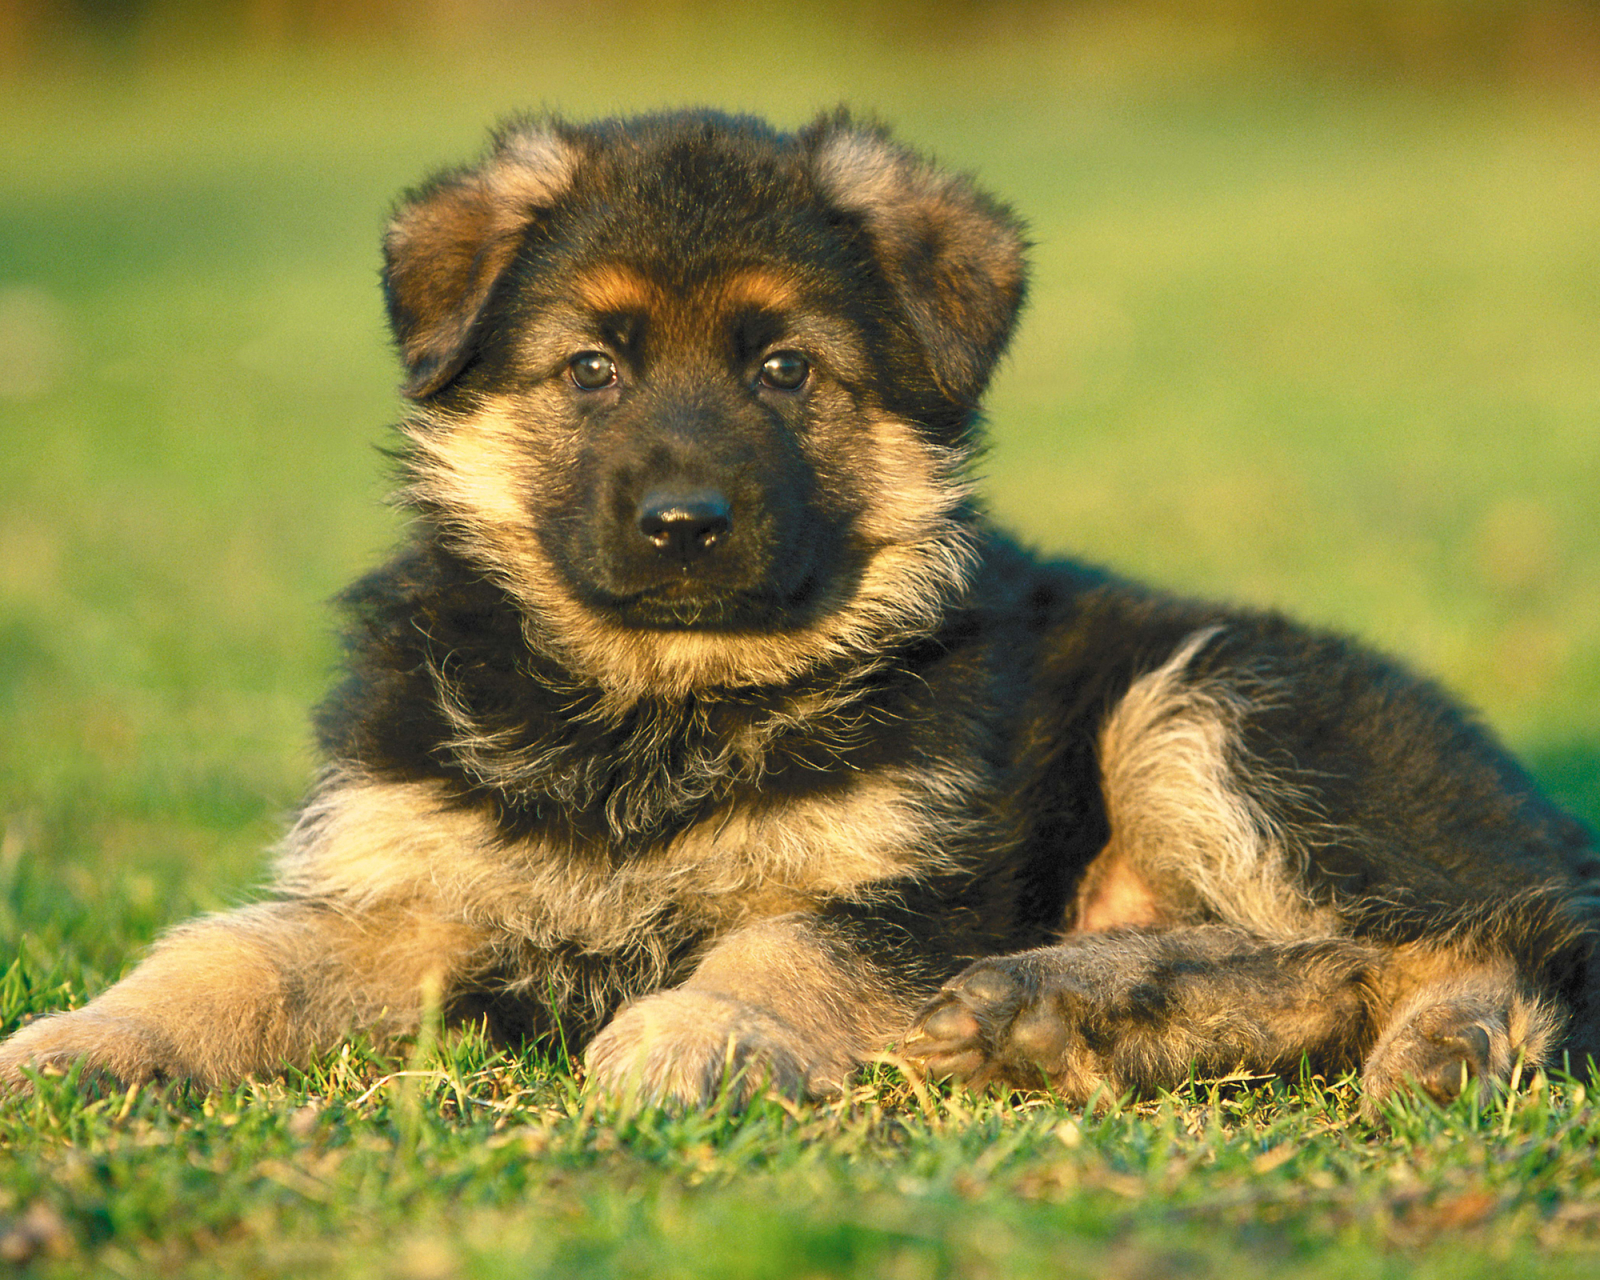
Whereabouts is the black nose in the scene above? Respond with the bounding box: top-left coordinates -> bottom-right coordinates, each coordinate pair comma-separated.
636,489 -> 732,562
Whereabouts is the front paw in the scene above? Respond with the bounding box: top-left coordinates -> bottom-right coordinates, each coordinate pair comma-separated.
582,990 -> 816,1108
902,954 -> 1105,1101
0,1009 -> 174,1091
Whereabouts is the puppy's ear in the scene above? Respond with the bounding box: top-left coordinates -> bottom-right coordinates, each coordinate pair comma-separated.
807,119 -> 1027,407
384,124 -> 579,399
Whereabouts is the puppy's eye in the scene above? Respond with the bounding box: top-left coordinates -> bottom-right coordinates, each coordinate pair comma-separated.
569,351 -> 618,390
759,351 -> 810,391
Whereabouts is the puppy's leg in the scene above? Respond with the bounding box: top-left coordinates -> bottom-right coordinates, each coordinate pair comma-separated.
904,927 -> 1383,1102
584,914 -> 913,1106
0,901 -> 488,1089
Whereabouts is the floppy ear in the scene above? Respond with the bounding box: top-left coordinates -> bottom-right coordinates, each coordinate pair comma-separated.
807,118 -> 1028,407
384,124 -> 580,399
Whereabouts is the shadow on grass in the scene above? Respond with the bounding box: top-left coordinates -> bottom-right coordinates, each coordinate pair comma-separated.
1528,741 -> 1600,833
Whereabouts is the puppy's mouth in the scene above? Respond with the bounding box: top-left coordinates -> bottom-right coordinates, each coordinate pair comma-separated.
596,576 -> 820,632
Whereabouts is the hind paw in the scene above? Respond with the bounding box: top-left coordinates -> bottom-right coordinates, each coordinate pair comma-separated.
1360,984 -> 1561,1118
902,954 -> 1106,1100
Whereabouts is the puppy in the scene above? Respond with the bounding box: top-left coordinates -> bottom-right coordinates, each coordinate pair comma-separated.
3,110 -> 1595,1112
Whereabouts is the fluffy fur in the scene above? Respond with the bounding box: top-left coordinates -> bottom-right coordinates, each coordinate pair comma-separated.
2,110 -> 1596,1113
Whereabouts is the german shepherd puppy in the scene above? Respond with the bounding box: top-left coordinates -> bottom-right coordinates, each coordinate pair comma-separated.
3,110 -> 1596,1114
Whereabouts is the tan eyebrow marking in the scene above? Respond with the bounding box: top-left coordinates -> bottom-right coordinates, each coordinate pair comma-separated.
573,263 -> 657,314
719,268 -> 802,313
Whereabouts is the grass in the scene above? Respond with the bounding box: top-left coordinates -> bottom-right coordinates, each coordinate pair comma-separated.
7,1051 -> 1600,1277
2,10 -> 1599,1276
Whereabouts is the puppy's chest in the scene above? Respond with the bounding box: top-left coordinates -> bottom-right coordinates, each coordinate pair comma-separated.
283,763 -> 976,958
507,769 -> 967,949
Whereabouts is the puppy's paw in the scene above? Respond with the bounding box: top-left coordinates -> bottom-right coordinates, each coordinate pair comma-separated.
902,955 -> 1104,1102
0,1009 -> 174,1091
582,990 -> 818,1108
1360,987 -> 1561,1120
1361,1008 -> 1502,1117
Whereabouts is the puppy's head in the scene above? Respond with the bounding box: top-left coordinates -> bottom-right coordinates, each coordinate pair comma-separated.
385,111 -> 1027,699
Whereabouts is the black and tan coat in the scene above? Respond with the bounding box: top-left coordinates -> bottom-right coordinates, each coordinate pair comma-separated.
3,111 -> 1596,1115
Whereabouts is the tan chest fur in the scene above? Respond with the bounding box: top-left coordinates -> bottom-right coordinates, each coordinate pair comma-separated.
274,765 -> 979,958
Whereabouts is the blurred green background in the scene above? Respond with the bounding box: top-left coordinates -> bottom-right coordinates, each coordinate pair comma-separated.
1,0 -> 1597,969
